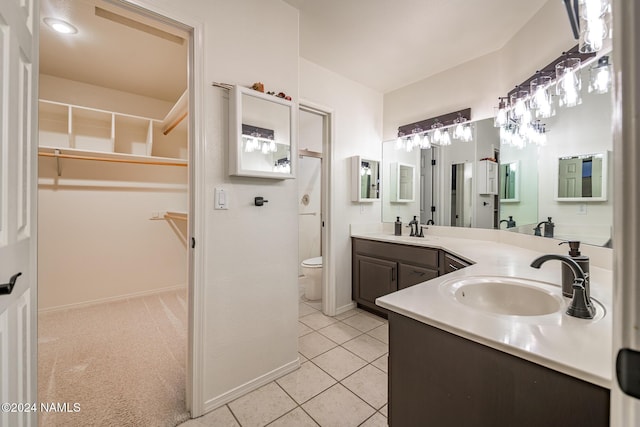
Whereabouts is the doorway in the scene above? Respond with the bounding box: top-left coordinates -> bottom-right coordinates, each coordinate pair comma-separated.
37,0 -> 194,424
298,102 -> 334,314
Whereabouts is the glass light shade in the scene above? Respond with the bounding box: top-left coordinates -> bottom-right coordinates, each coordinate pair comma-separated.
588,57 -> 612,94
441,129 -> 451,146
494,106 -> 508,127
509,90 -> 528,119
530,75 -> 552,110
462,125 -> 473,142
433,127 -> 442,143
578,0 -> 610,53
420,133 -> 431,149
395,136 -> 404,150
556,58 -> 582,107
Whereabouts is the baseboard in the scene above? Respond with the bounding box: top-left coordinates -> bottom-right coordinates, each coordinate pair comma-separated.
202,358 -> 300,415
335,301 -> 356,316
37,284 -> 187,313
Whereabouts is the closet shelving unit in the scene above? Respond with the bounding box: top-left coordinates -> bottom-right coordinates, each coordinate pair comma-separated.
38,99 -> 188,171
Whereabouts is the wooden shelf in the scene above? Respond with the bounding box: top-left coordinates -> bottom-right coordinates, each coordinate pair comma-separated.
38,99 -> 188,165
38,146 -> 187,167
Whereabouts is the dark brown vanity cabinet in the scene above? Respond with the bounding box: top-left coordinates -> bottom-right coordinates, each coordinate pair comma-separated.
388,312 -> 610,427
352,238 -> 439,314
441,251 -> 471,274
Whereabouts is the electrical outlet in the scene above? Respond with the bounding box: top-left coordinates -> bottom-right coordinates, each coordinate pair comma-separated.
577,204 -> 587,215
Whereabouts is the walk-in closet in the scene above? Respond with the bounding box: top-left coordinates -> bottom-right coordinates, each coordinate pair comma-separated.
37,0 -> 190,424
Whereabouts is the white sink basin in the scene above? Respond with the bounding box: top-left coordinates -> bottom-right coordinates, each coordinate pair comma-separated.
446,277 -> 564,316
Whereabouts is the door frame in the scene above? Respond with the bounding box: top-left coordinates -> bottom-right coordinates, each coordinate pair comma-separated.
109,0 -> 206,417
298,100 -> 336,316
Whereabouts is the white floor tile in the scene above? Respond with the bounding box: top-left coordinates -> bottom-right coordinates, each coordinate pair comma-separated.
303,300 -> 322,310
334,308 -> 359,321
194,405 -> 240,426
371,354 -> 388,373
311,347 -> 367,381
298,321 -> 313,337
277,362 -> 336,404
342,334 -> 388,362
228,382 -> 296,427
299,302 -> 318,318
317,322 -> 362,344
267,407 -> 318,426
299,311 -> 338,330
298,332 -> 337,359
341,313 -> 384,333
302,384 -> 375,427
360,412 -> 388,427
379,404 -> 388,417
342,365 -> 388,410
366,324 -> 389,344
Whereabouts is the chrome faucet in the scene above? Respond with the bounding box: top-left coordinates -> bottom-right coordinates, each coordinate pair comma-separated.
530,254 -> 595,319
408,216 -> 419,237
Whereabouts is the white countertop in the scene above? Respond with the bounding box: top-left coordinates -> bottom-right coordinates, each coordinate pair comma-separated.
351,229 -> 613,389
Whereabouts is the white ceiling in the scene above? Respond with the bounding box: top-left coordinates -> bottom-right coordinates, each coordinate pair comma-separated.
40,0 -> 188,103
39,0 -> 549,101
284,0 -> 549,93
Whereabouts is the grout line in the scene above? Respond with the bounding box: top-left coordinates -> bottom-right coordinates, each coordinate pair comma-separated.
225,403 -> 243,426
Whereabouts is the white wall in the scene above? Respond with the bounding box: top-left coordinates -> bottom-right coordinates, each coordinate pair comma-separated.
383,0 -> 575,139
299,58 -> 383,313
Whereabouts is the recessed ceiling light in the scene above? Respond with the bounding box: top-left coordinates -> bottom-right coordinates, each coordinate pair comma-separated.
43,17 -> 78,34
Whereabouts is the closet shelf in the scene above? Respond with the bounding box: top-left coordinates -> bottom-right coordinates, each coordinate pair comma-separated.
164,211 -> 187,221
39,146 -> 188,168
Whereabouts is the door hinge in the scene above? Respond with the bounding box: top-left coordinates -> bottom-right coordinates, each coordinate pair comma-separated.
431,159 -> 436,166
431,206 -> 436,212
191,237 -> 196,249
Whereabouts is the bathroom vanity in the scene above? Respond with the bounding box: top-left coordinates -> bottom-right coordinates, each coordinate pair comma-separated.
351,227 -> 613,427
352,238 -> 471,316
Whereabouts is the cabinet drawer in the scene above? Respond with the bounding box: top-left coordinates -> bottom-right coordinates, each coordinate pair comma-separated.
444,252 -> 471,274
353,238 -> 438,269
398,263 -> 438,290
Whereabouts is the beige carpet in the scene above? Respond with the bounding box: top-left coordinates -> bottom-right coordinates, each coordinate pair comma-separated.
38,289 -> 190,427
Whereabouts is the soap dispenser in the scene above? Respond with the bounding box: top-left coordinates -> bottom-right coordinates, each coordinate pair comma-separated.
507,216 -> 516,228
559,241 -> 590,298
395,217 -> 402,236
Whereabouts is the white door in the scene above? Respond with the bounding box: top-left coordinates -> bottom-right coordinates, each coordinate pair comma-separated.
0,0 -> 38,426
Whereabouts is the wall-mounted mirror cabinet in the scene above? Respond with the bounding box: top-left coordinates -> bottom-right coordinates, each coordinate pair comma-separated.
499,161 -> 519,202
390,162 -> 415,203
351,156 -> 380,202
229,85 -> 295,179
556,152 -> 607,201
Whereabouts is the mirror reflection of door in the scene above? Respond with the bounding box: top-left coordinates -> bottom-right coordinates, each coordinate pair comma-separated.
451,162 -> 473,227
399,164 -> 413,200
420,148 -> 437,224
499,163 -> 517,200
558,155 -> 603,198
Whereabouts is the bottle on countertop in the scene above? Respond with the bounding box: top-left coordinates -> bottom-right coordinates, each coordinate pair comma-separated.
559,241 -> 590,298
544,217 -> 555,238
395,217 -> 402,236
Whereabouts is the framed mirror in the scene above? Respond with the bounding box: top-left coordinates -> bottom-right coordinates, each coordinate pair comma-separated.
555,152 -> 607,201
229,85 -> 296,179
499,161 -> 519,202
351,156 -> 380,202
390,162 -> 415,203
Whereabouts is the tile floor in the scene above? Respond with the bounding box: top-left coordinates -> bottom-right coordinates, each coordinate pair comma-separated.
181,299 -> 389,427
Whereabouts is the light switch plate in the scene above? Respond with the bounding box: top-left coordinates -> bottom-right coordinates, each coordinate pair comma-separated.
215,188 -> 229,210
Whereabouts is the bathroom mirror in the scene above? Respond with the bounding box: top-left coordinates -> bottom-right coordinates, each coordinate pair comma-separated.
390,162 -> 415,203
351,156 -> 380,202
499,161 -> 519,202
556,152 -> 607,201
229,85 -> 296,179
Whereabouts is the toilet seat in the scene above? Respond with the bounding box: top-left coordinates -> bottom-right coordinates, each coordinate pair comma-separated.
302,256 -> 322,268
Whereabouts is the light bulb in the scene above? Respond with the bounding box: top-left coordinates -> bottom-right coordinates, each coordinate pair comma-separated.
442,130 -> 451,146
395,137 -> 404,150
421,134 -> 431,149
495,107 -> 507,127
433,128 -> 442,142
269,140 -> 276,152
463,125 -> 472,142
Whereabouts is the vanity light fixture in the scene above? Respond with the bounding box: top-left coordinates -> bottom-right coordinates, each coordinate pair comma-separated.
360,162 -> 372,176
530,74 -> 555,119
43,17 -> 78,34
273,157 -> 290,174
556,55 -> 582,107
578,0 -> 611,53
393,108 -> 472,151
431,120 -> 444,143
588,55 -> 612,94
494,98 -> 509,128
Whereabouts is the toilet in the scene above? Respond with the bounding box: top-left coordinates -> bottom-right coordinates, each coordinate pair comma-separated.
301,256 -> 323,300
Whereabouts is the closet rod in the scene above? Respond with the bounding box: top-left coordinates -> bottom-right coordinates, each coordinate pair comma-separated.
39,152 -> 188,167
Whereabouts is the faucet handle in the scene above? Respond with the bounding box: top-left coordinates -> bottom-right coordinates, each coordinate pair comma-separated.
567,279 -> 596,319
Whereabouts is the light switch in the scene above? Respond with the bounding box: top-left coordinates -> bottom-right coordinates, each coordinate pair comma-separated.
215,188 -> 229,210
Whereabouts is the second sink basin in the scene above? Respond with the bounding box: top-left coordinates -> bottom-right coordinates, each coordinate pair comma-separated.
446,277 -> 564,316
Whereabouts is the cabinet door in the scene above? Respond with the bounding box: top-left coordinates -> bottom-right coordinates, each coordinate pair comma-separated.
398,263 -> 438,290
356,255 -> 397,304
444,253 -> 471,274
